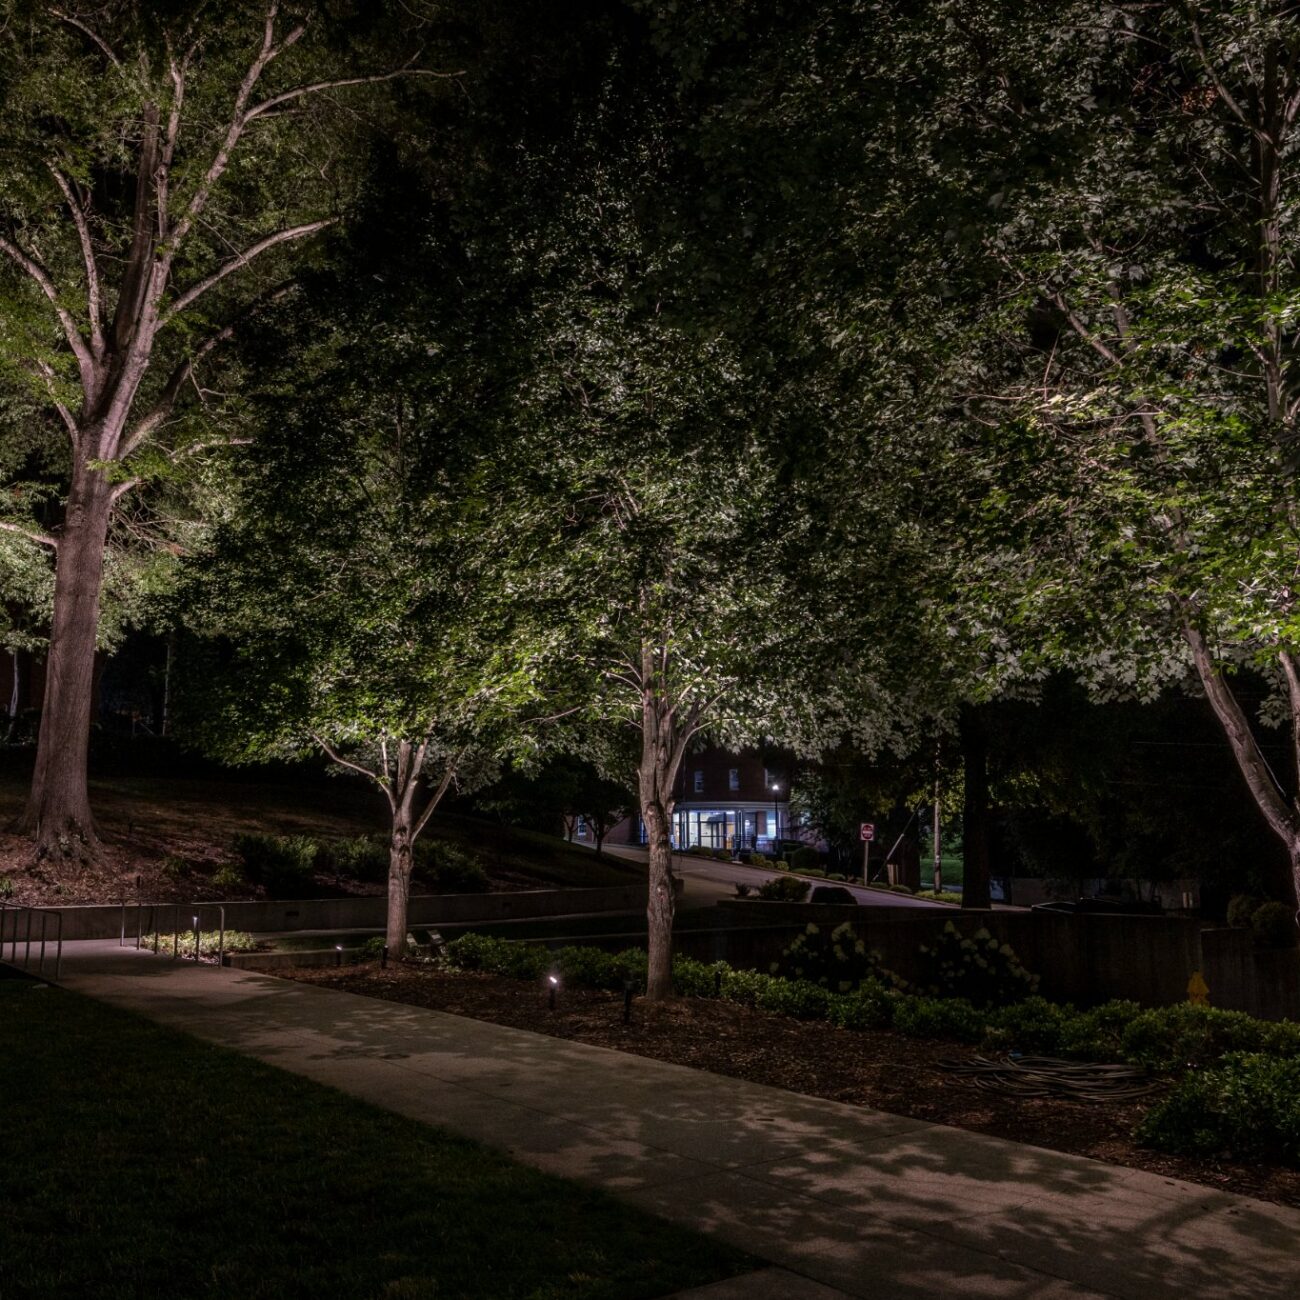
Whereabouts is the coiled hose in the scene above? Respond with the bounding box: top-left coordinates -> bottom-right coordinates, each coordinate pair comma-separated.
936,1054 -> 1165,1102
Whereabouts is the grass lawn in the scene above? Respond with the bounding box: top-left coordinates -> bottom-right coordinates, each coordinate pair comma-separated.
0,982 -> 748,1300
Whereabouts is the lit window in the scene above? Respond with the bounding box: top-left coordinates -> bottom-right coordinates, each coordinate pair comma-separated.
729,768 -> 740,791
693,770 -> 704,794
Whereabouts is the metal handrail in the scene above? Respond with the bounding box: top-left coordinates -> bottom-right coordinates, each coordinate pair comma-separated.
0,905 -> 64,979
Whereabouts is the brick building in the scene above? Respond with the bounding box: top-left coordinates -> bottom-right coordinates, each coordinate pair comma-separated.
611,747 -> 793,853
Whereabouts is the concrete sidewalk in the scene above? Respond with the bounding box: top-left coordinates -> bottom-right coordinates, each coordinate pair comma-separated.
41,941 -> 1300,1299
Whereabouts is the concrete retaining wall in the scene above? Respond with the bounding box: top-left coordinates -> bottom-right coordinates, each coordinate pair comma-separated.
24,883 -> 651,941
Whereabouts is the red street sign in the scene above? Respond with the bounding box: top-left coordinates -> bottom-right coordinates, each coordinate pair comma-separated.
860,823 -> 876,842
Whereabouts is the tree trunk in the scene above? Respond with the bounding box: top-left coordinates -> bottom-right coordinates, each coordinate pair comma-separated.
643,796 -> 676,1000
18,461 -> 113,857
386,810 -> 415,956
4,649 -> 19,742
960,706 -> 992,910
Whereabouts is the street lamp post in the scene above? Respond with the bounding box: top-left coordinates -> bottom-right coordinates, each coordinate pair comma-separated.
770,783 -> 780,853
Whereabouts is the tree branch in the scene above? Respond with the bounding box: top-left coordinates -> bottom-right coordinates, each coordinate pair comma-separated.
0,521 -> 59,549
1183,621 -> 1296,843
244,65 -> 465,122
310,732 -> 392,809
46,163 -> 103,357
32,359 -> 78,442
160,220 -> 334,323
412,751 -> 463,840
50,7 -> 123,69
1049,291 -> 1123,366
0,235 -> 95,384
168,2 -> 302,252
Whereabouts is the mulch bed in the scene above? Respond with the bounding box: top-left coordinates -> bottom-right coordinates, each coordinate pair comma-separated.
274,962 -> 1300,1210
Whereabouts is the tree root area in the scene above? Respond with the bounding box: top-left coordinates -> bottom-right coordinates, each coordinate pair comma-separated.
276,962 -> 1300,1210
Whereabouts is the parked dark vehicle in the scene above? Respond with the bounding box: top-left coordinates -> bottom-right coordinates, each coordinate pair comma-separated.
809,885 -> 858,906
1032,897 -> 1163,916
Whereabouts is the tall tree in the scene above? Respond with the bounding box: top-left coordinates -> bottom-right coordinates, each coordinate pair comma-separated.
952,1 -> 1300,913
183,371 -> 537,955
0,1 -> 449,858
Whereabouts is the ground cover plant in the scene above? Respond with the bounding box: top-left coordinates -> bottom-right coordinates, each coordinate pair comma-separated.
440,933 -> 1300,1169
0,982 -> 748,1300
0,770 -> 637,906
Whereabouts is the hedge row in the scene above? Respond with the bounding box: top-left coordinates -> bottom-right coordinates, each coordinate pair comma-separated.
443,934 -> 1300,1070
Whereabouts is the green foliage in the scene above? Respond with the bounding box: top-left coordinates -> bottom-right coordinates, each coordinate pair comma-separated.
985,997 -> 1072,1053
142,930 -> 258,959
416,841 -> 490,895
914,890 -> 962,904
773,860 -> 791,872
770,922 -> 904,994
756,875 -> 810,902
1056,1001 -> 1143,1061
318,836 -> 389,882
1119,1004 -> 1300,1071
671,957 -> 729,1000
789,847 -> 821,873
1251,902 -> 1298,949
443,933 -> 646,989
1138,1053 -> 1300,1166
1227,895 -> 1263,929
0,876 -> 14,899
918,921 -> 1039,1007
211,863 -> 245,891
231,833 -> 317,898
893,996 -> 987,1043
357,936 -> 388,960
749,851 -> 768,866
826,980 -> 901,1030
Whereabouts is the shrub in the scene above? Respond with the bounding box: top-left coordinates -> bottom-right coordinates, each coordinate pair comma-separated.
1137,1052 -> 1300,1165
673,957 -> 729,998
800,868 -> 827,879
886,884 -> 915,895
211,863 -> 245,890
986,997 -> 1072,1053
773,860 -> 790,871
918,921 -> 1039,1007
827,873 -> 847,882
143,929 -> 258,959
159,854 -> 188,879
771,922 -> 904,993
757,875 -> 810,902
553,945 -> 646,990
894,996 -> 988,1043
749,852 -> 769,867
318,835 -> 388,882
357,936 -> 388,960
416,841 -> 490,893
915,890 -> 962,905
713,848 -> 732,861
1251,901 -> 1298,948
789,846 -> 821,874
827,979 -> 900,1030
232,833 -> 317,897
0,876 -> 14,898
1226,894 -> 1262,929
445,933 -> 549,981
1057,1000 -> 1143,1060
733,883 -> 753,898
1119,1002 -> 1300,1070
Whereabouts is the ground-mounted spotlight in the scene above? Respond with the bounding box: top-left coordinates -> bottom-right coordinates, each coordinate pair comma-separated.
335,944 -> 344,967
548,973 -> 559,1011
623,979 -> 634,1025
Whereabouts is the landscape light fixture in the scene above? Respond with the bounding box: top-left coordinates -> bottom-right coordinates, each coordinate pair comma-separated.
770,783 -> 780,850
192,915 -> 200,962
548,973 -> 559,1010
335,944 -> 344,967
